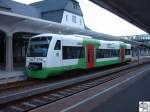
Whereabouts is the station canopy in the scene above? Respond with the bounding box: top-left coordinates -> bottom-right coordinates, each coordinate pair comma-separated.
0,10 -> 145,46
0,11 -> 115,40
90,0 -> 150,34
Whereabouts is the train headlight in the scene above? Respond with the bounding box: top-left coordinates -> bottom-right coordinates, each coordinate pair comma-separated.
43,59 -> 46,62
26,59 -> 30,62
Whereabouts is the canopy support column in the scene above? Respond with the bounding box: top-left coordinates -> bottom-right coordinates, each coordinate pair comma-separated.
6,34 -> 13,71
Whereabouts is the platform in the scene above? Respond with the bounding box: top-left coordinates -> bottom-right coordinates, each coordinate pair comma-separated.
0,71 -> 26,84
132,55 -> 150,61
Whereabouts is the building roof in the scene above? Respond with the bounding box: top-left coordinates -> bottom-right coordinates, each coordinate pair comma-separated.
31,0 -> 68,12
65,0 -> 83,16
31,0 -> 83,16
0,0 -> 41,18
41,10 -> 64,23
0,0 -> 83,24
0,1 -> 11,10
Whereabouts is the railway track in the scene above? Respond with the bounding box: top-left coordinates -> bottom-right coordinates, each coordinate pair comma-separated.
0,60 -> 150,112
0,79 -> 44,92
0,62 -> 127,93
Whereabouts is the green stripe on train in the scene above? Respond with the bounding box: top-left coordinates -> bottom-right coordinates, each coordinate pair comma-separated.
26,58 -> 86,78
95,59 -> 121,67
82,38 -> 100,48
26,58 -> 122,78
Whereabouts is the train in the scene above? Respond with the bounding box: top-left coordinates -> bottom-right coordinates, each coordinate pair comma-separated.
25,33 -> 132,78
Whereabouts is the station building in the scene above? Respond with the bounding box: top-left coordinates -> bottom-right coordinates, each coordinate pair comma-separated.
0,0 -> 86,72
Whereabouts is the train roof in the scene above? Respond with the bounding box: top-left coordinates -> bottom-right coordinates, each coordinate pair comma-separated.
72,34 -> 92,38
32,33 -> 60,38
31,33 -> 131,46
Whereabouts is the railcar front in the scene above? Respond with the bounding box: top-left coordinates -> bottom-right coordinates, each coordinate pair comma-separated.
26,35 -> 53,78
125,44 -> 132,62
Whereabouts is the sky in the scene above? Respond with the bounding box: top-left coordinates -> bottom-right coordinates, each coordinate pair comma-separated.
13,0 -> 146,36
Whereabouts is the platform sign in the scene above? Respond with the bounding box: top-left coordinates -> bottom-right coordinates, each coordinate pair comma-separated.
139,101 -> 150,112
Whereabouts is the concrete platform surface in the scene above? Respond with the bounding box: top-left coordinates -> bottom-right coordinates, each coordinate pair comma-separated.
92,64 -> 150,112
0,71 -> 27,84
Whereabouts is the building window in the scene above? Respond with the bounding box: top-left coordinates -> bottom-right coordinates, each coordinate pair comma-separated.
73,3 -> 78,9
72,15 -> 76,23
65,15 -> 68,21
80,19 -> 82,25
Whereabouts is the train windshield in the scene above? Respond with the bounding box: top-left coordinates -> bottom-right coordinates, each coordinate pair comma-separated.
27,36 -> 52,57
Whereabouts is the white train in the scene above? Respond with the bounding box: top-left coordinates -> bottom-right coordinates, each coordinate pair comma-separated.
26,33 -> 132,78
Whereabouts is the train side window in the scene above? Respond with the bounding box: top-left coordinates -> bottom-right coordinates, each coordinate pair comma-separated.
54,40 -> 61,50
129,49 -> 131,55
96,49 -> 105,58
116,50 -> 118,56
125,49 -> 131,55
63,46 -> 84,59
96,49 -> 120,59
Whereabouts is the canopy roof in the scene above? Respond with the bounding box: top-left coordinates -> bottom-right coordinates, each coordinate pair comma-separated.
0,10 -> 147,47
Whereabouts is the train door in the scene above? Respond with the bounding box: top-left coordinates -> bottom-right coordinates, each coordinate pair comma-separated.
120,48 -> 125,63
86,44 -> 94,69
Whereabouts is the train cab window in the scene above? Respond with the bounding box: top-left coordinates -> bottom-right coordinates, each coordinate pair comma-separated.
27,36 -> 52,57
54,40 -> 61,50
